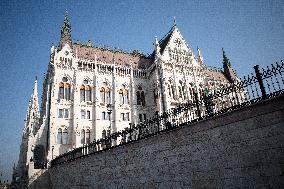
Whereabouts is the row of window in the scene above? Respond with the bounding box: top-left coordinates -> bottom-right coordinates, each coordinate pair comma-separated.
168,85 -> 206,100
58,78 -> 146,106
57,128 -> 91,145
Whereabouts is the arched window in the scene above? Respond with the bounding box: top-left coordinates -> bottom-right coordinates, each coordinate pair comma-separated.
58,77 -> 71,100
106,88 -> 111,104
141,91 -> 145,106
119,89 -> 123,104
86,129 -> 90,144
80,85 -> 85,102
168,84 -> 171,97
57,128 -> 62,144
178,86 -> 182,99
124,89 -> 129,104
102,130 -> 106,138
102,111 -> 106,120
86,85 -> 92,101
100,88 -> 105,103
81,129 -> 85,144
136,91 -> 141,105
171,85 -> 175,98
59,83 -> 64,99
62,128 -> 68,144
65,83 -> 71,100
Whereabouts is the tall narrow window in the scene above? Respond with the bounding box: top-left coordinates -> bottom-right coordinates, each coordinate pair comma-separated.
102,130 -> 106,138
126,113 -> 130,121
171,85 -> 175,98
102,112 -> 106,120
87,110 -> 91,119
86,85 -> 91,101
81,129 -> 85,144
121,113 -> 125,121
136,91 -> 141,105
64,109 -> 69,118
178,86 -> 182,98
62,128 -> 68,144
141,91 -> 145,106
81,110 -> 86,119
168,84 -> 171,97
106,88 -> 111,104
100,88 -> 105,103
65,83 -> 71,100
86,129 -> 90,144
139,114 -> 143,123
124,90 -> 129,104
58,109 -> 63,118
80,85 -> 85,102
119,89 -> 123,104
59,83 -> 64,99
57,128 -> 62,144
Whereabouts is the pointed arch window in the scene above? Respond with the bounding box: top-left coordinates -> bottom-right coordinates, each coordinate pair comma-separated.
119,89 -> 123,104
124,89 -> 129,104
57,128 -> 62,144
102,130 -> 106,138
100,88 -> 105,103
81,129 -> 85,144
58,77 -> 71,100
62,128 -> 68,144
80,85 -> 85,102
136,91 -> 141,105
65,83 -> 71,100
106,88 -> 111,104
141,91 -> 145,106
86,85 -> 92,101
59,83 -> 64,99
86,129 -> 90,144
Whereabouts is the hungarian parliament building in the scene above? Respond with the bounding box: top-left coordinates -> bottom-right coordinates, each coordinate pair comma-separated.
13,13 -> 238,187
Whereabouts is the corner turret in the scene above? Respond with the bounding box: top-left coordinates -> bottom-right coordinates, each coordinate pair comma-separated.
24,78 -> 40,136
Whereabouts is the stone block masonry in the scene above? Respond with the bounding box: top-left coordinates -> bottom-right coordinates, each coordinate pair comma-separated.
49,95 -> 284,189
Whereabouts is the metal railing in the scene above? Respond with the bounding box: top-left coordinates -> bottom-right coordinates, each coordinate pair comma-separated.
50,60 -> 284,167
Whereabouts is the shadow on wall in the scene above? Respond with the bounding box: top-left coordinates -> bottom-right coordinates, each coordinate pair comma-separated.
29,170 -> 52,189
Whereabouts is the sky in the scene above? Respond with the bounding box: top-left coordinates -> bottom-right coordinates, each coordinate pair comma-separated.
0,0 -> 283,182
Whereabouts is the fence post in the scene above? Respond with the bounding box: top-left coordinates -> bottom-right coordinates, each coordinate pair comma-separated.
253,65 -> 267,99
194,92 -> 202,120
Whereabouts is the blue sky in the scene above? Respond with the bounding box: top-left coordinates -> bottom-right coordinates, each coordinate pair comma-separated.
0,0 -> 283,182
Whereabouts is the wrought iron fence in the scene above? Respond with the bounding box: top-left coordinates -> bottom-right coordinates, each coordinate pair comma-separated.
50,60 -> 284,167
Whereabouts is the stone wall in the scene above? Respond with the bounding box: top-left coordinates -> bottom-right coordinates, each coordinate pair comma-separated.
49,95 -> 284,189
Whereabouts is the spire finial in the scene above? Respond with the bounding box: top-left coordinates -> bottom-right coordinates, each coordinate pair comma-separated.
173,16 -> 176,27
222,48 -> 231,67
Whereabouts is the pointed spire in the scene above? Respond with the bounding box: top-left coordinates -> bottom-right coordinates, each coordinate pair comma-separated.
24,78 -> 39,135
222,48 -> 231,67
59,11 -> 72,49
197,47 -> 203,64
154,36 -> 161,56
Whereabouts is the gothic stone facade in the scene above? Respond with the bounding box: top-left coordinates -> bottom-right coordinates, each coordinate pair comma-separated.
12,14 -> 238,187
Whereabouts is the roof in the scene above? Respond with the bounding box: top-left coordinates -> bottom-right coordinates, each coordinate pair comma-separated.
205,69 -> 229,82
72,43 -> 153,69
158,26 -> 175,54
